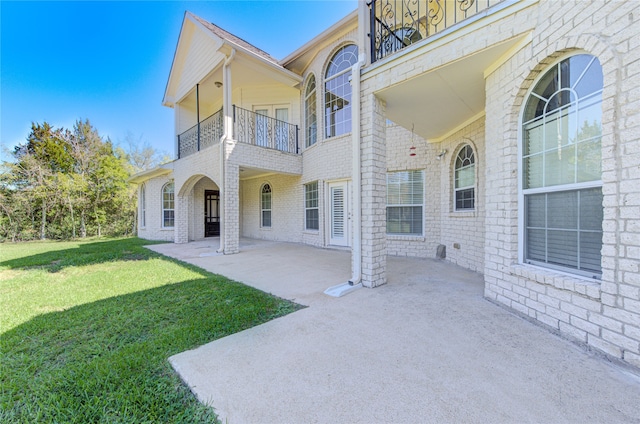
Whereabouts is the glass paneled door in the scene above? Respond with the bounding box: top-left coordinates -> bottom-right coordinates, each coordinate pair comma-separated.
253,105 -> 289,150
204,190 -> 220,237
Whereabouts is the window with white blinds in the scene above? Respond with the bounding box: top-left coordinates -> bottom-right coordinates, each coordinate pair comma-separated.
305,181 -> 319,230
521,54 -> 603,277
386,170 -> 423,235
454,145 -> 475,211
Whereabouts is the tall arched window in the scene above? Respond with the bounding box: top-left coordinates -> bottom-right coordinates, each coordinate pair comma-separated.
324,44 -> 358,138
521,54 -> 603,277
305,75 -> 317,147
140,184 -> 146,228
162,182 -> 175,228
454,145 -> 475,211
261,183 -> 272,228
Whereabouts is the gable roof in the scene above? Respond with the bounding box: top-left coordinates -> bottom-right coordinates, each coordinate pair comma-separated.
188,12 -> 279,66
163,11 -> 302,107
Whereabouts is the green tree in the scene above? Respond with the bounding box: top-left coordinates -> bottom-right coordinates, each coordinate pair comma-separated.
0,119 -> 137,241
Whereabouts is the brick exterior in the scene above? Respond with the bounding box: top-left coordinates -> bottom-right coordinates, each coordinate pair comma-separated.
481,0 -> 640,369
131,1 -> 640,370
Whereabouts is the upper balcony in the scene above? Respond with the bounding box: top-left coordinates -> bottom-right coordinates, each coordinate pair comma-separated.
177,106 -> 300,159
369,0 -> 504,63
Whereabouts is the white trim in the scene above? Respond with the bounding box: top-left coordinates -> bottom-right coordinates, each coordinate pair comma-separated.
140,184 -> 146,229
453,144 -> 476,212
517,53 -> 604,274
161,181 -> 175,229
280,10 -> 358,66
428,111 -> 485,143
260,183 -> 272,228
385,170 -> 425,237
484,32 -> 533,78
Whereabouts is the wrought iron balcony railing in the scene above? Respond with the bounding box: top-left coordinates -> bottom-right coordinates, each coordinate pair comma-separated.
233,106 -> 299,154
177,106 -> 299,159
369,0 -> 503,63
177,108 -> 223,159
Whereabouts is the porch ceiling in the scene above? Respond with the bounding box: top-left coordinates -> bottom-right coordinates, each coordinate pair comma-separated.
375,35 -> 528,142
180,54 -> 301,111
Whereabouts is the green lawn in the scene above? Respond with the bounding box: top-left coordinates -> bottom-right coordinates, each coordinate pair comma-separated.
0,237 -> 301,423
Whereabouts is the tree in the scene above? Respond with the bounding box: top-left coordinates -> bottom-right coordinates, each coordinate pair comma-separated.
120,131 -> 170,174
0,119 -> 137,241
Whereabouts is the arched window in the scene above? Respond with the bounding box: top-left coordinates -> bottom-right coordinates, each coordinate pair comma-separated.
324,44 -> 358,138
162,182 -> 175,228
305,75 -> 317,147
454,145 -> 475,211
521,54 -> 603,277
140,184 -> 146,228
261,183 -> 272,228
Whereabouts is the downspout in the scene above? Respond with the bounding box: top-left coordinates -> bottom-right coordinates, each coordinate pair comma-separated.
325,53 -> 366,297
349,53 -> 366,286
217,48 -> 236,254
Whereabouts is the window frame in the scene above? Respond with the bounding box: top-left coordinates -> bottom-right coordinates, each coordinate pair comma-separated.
305,181 -> 319,231
162,182 -> 175,229
454,144 -> 476,211
386,170 -> 424,236
305,75 -> 317,148
518,53 -> 603,278
261,183 -> 272,228
324,44 -> 358,139
140,184 -> 146,228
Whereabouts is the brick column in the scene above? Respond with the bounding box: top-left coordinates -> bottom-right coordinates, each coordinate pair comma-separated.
223,161 -> 240,254
360,93 -> 387,287
174,192 -> 189,244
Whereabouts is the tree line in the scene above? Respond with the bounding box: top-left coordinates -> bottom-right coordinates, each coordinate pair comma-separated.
0,119 -> 166,242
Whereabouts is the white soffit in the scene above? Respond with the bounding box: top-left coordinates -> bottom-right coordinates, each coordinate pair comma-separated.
376,34 -> 529,141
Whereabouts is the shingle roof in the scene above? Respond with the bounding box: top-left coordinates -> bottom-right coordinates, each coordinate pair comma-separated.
188,12 -> 280,65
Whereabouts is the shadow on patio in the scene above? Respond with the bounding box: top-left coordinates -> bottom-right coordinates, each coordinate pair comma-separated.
147,238 -> 640,424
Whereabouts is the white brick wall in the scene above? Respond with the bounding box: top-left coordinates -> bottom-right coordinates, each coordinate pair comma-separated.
385,118 -> 485,272
482,0 -> 640,369
137,0 -> 640,370
136,175 -> 175,242
241,174 -> 303,243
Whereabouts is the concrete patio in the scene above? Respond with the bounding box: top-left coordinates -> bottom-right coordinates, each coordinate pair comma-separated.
147,239 -> 640,424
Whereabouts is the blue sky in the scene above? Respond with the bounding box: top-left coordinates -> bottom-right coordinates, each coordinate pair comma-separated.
1,0 -> 357,158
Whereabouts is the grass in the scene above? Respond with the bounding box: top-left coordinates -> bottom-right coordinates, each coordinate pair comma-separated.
0,237 -> 302,423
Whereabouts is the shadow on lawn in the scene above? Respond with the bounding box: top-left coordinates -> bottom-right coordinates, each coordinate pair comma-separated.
0,274 -> 301,423
0,238 -> 169,273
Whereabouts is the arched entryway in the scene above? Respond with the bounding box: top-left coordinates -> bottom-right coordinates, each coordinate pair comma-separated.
176,174 -> 220,242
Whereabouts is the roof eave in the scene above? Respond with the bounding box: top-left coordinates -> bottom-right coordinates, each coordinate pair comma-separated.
128,165 -> 173,184
280,9 -> 358,68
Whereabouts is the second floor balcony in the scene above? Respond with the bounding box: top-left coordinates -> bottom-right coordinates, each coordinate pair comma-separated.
178,106 -> 300,159
369,0 -> 504,63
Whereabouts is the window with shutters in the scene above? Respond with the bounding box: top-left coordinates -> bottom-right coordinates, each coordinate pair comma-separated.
386,170 -> 423,235
521,54 -> 603,278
